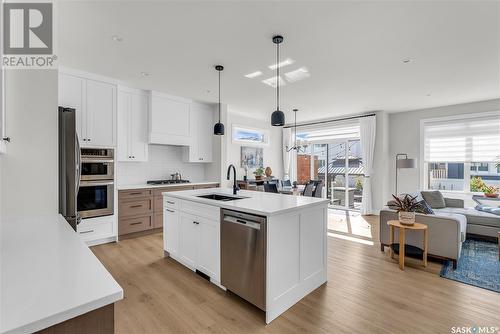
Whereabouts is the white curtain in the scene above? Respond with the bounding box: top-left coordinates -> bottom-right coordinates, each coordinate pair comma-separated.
282,128 -> 293,179
359,116 -> 376,215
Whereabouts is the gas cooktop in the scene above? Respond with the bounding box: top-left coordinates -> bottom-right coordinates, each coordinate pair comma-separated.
147,179 -> 191,185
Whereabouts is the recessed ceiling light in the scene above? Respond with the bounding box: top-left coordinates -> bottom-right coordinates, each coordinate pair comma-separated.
111,35 -> 123,42
269,58 -> 294,70
244,71 -> 263,79
402,59 -> 412,64
284,67 -> 310,83
426,93 -> 432,96
262,76 -> 286,88
140,72 -> 150,77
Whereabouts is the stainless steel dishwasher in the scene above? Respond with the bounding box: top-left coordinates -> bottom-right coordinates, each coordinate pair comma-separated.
221,209 -> 266,310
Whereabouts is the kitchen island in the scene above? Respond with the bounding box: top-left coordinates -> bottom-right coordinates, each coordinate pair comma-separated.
162,188 -> 329,324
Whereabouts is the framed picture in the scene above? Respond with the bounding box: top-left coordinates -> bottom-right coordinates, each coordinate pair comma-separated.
232,125 -> 269,146
241,146 -> 264,169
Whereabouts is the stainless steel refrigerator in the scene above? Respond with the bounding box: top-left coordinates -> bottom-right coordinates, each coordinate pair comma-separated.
58,106 -> 81,231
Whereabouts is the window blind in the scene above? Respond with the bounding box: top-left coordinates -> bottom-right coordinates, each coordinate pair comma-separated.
424,114 -> 500,162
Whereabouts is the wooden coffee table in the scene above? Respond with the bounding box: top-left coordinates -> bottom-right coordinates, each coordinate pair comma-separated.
387,220 -> 428,270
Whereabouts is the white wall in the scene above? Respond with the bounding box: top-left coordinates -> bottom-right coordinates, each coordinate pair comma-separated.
386,98 -> 500,200
222,110 -> 283,188
116,145 -> 208,185
1,70 -> 59,221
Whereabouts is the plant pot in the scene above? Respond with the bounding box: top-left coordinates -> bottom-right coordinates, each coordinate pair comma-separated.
484,193 -> 499,198
398,211 -> 415,225
255,175 -> 263,181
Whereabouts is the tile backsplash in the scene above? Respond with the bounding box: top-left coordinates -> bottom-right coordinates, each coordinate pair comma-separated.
116,145 -> 207,185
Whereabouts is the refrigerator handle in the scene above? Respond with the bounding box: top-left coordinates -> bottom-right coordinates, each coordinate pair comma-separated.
75,133 -> 81,225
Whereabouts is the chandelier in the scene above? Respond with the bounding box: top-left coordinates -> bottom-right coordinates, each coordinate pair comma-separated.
286,109 -> 308,152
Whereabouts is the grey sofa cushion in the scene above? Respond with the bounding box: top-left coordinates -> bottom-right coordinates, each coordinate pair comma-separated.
421,191 -> 446,209
434,207 -> 500,228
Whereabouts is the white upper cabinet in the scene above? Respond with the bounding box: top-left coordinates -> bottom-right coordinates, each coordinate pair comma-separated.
59,70 -> 116,147
183,103 -> 214,163
149,91 -> 191,146
117,87 -> 149,162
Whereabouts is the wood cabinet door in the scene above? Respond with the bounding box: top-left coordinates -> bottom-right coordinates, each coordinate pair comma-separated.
86,79 -> 116,147
59,73 -> 86,141
178,212 -> 198,269
164,208 -> 179,256
129,92 -> 148,161
196,217 -> 220,282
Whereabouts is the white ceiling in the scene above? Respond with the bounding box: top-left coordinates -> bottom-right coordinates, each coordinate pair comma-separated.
57,1 -> 500,122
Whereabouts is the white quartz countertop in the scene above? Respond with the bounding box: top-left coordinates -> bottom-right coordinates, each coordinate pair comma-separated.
117,181 -> 220,190
0,215 -> 123,334
163,188 -> 330,216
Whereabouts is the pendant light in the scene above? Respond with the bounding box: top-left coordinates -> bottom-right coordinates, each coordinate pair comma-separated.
271,35 -> 285,126
286,109 -> 308,152
214,65 -> 225,135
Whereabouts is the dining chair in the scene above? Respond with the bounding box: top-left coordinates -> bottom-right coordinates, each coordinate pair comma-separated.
281,179 -> 292,187
313,181 -> 324,198
302,182 -> 315,197
264,183 -> 279,193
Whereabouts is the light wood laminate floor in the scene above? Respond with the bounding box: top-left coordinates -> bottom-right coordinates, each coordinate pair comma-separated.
92,213 -> 500,334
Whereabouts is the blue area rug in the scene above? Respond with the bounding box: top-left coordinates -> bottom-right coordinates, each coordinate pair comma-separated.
440,239 -> 500,293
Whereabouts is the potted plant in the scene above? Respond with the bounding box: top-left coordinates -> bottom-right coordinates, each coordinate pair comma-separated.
253,167 -> 265,180
482,185 -> 499,198
391,194 -> 424,225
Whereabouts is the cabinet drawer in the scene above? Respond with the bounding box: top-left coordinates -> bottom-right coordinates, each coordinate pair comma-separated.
78,219 -> 114,241
119,215 -> 152,235
119,189 -> 152,199
153,185 -> 193,197
164,196 -> 179,209
154,196 -> 163,212
193,183 -> 219,190
119,198 -> 153,217
180,200 -> 220,220
154,212 -> 163,229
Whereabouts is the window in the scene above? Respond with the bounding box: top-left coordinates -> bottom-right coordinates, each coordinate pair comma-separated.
423,113 -> 500,192
232,125 -> 269,145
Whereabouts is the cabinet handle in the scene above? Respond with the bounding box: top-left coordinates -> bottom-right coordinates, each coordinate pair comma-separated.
3,137 -> 11,142
193,221 -> 200,225
130,221 -> 143,226
166,201 -> 175,205
129,192 -> 142,195
166,209 -> 175,213
80,229 -> 94,234
129,204 -> 143,208
88,138 -> 91,142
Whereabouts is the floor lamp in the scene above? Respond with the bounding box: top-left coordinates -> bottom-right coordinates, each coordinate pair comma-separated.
395,153 -> 417,195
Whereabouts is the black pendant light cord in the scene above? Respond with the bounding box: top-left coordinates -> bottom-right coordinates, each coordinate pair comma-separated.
276,41 -> 280,110
218,69 -> 221,122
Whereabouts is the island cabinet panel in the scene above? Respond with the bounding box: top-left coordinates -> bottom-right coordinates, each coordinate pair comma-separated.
164,197 -> 221,285
265,205 -> 328,324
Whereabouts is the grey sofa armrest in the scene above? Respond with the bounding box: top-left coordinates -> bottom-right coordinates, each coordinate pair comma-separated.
444,198 -> 464,208
380,209 -> 463,261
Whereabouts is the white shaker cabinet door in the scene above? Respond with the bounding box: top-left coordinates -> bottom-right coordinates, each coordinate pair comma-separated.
196,217 -> 220,282
164,207 -> 179,257
178,212 -> 198,269
129,92 -> 148,161
117,90 -> 131,161
59,73 -> 86,141
86,79 -> 116,147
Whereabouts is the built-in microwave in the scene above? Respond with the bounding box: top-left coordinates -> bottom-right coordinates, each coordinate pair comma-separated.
80,148 -> 114,181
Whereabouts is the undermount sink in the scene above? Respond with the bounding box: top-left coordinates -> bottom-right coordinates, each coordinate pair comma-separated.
197,194 -> 246,201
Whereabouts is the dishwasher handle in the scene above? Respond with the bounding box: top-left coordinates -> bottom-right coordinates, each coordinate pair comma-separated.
223,215 -> 261,230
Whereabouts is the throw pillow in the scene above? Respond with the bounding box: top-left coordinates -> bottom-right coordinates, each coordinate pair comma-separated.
417,200 -> 434,214
420,191 -> 446,209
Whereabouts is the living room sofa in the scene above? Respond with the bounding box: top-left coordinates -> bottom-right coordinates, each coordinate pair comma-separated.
380,192 -> 500,269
